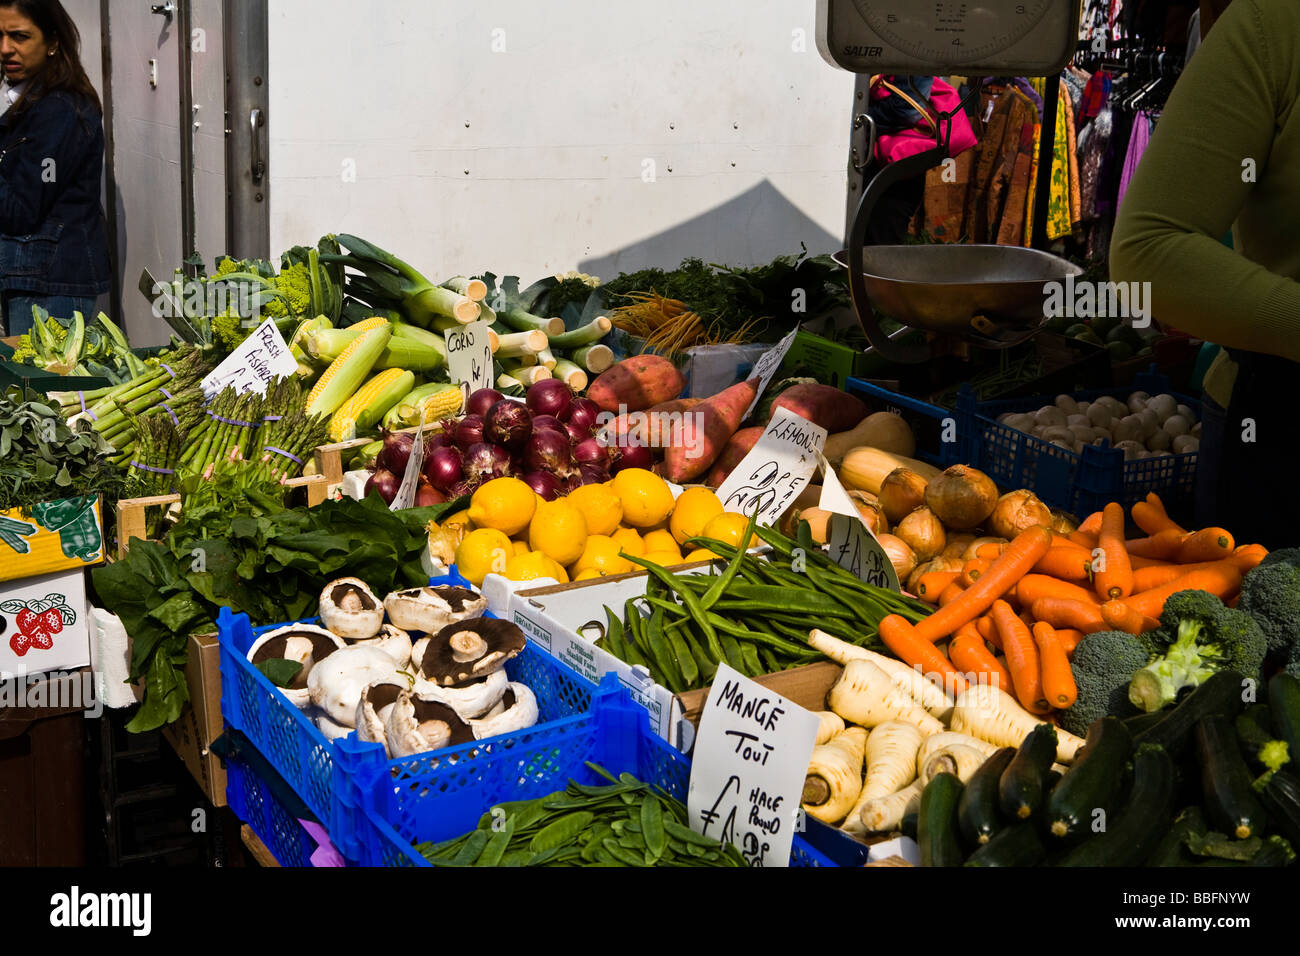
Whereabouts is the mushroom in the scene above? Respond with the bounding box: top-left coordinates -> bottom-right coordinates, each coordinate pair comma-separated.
355,679 -> 409,755
307,644 -> 406,729
384,690 -> 475,757
382,585 -> 488,634
315,708 -> 354,743
318,577 -> 384,640
246,624 -> 345,710
469,682 -> 539,740
346,622 -> 413,669
415,666 -> 509,720
416,618 -> 527,687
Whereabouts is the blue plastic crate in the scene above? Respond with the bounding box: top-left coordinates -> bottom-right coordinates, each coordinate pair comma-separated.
217,571 -> 597,862
226,755 -> 320,867
345,679 -> 854,867
960,369 -> 1200,517
845,378 -> 966,468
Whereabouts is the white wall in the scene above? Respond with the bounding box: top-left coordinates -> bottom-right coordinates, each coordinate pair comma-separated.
269,0 -> 857,285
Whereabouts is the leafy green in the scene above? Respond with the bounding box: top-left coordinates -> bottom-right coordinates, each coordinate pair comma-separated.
0,395 -> 128,513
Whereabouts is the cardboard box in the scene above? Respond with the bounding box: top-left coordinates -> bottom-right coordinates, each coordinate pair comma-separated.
780,329 -> 875,391
676,660 -> 841,729
0,496 -> 105,584
159,632 -> 226,808
0,567 -> 92,681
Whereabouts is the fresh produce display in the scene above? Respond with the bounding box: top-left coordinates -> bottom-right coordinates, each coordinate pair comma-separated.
414,764 -> 748,867
996,390 -> 1201,458
8,307 -> 153,382
0,395 -> 127,513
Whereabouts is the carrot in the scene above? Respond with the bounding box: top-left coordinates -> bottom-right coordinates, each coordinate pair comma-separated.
877,614 -> 969,695
1133,557 -> 1251,593
1099,599 -> 1161,635
1128,554 -> 1175,569
1093,502 -> 1134,601
1077,511 -> 1104,535
1123,529 -> 1185,560
937,581 -> 966,607
991,600 -> 1049,714
1231,544 -> 1269,572
1055,628 -> 1084,657
1032,622 -> 1077,709
917,570 -> 961,602
975,542 -> 1004,561
959,559 -> 990,589
976,614 -> 1001,649
660,377 -> 758,482
1033,545 -> 1094,582
949,622 -> 1012,693
1014,574 -> 1101,608
1030,597 -> 1107,635
1068,530 -> 1099,550
911,527 -> 1054,644
1174,527 -> 1235,564
1124,566 -> 1245,619
1131,492 -> 1187,536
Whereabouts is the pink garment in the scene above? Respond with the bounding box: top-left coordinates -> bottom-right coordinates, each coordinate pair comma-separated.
1117,111 -> 1151,210
874,77 -> 978,164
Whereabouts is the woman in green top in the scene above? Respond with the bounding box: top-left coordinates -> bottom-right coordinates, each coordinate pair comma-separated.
1110,0 -> 1300,548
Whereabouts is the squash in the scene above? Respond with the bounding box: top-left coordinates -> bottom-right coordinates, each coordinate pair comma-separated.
839,447 -> 942,495
823,412 -> 916,466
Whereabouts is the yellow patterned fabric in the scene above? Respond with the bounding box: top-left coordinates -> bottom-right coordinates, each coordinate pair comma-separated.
1046,86 -> 1074,240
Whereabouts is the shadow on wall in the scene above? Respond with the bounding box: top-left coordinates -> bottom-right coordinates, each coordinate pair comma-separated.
577,180 -> 842,279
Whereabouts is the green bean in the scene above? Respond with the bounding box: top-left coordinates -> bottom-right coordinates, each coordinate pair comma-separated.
645,606 -> 683,693
701,505 -> 759,608
738,640 -> 764,675
664,621 -> 700,688
718,634 -> 750,674
641,594 -> 689,619
624,553 -> 724,660
759,646 -> 781,672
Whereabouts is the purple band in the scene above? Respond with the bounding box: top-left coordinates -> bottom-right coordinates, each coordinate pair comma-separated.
206,410 -> 255,428
262,415 -> 283,422
129,461 -> 175,475
160,386 -> 174,400
160,402 -> 180,427
78,392 -> 87,414
162,363 -> 177,379
263,446 -> 304,465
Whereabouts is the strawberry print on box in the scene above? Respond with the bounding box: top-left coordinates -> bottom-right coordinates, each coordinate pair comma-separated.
0,568 -> 91,681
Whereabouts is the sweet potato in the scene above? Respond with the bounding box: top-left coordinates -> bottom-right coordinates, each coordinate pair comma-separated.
587,355 -> 686,413
601,398 -> 703,447
662,378 -> 758,483
705,426 -> 764,486
770,383 -> 869,433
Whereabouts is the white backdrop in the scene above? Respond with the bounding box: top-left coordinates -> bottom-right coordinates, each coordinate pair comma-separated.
268,0 -> 857,285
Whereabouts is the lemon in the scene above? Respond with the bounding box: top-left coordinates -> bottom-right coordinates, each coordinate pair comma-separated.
528,499 -> 588,566
505,551 -> 564,582
642,529 -> 682,556
566,483 -> 624,536
668,487 -> 723,546
613,468 -> 674,528
547,557 -> 570,583
642,550 -> 687,567
610,526 -> 644,558
684,548 -> 722,563
467,477 -> 536,536
574,568 -> 605,581
512,540 -> 531,556
701,512 -> 760,550
441,508 -> 472,530
455,528 -> 514,586
571,535 -> 634,577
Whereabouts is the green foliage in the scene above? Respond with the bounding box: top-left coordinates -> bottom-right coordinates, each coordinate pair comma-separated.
0,395 -> 127,513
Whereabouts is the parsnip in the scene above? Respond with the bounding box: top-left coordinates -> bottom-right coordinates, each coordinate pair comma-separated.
840,720 -> 923,836
827,659 -> 945,734
915,731 -> 1000,776
950,683 -> 1085,763
814,710 -> 846,746
802,726 -> 868,825
809,630 -> 953,719
852,779 -> 924,834
919,744 -> 988,785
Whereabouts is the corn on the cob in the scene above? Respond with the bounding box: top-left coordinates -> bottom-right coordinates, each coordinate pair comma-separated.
306,322 -> 392,417
327,367 -> 415,442
382,382 -> 464,430
304,317 -> 389,363
372,335 -> 447,373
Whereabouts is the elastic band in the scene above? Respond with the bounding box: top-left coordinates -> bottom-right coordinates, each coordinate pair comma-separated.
78,392 -> 88,414
129,461 -> 175,475
263,446 -> 304,466
262,415 -> 283,423
160,402 -> 180,427
161,363 -> 177,379
206,410 -> 255,428
159,386 -> 174,400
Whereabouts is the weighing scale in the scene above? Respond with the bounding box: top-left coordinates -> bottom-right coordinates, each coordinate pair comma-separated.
816,1 -> 1085,363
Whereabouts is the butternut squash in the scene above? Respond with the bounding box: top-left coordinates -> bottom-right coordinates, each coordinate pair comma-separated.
839,447 -> 942,496
823,412 -> 917,466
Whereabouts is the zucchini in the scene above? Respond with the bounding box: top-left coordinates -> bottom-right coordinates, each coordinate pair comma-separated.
900,810 -> 919,842
957,747 -> 1014,848
1123,709 -> 1170,735
1134,670 -> 1245,755
965,822 -> 1047,867
1258,770 -> 1300,847
1145,805 -> 1208,867
918,772 -> 964,867
1250,835 -> 1296,867
1057,744 -> 1175,867
1196,715 -> 1267,840
1237,704 -> 1278,765
998,724 -> 1058,821
1047,716 -> 1133,842
1269,673 -> 1300,762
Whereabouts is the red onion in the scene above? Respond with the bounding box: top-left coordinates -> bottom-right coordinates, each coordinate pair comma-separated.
531,414 -> 565,436
423,445 -> 464,492
415,483 -> 447,507
484,400 -> 533,451
449,476 -> 485,498
364,469 -> 400,505
525,427 -> 573,475
521,470 -> 564,501
377,430 -> 416,477
564,421 -> 589,445
610,441 -> 653,474
526,379 -> 574,419
573,437 -> 612,467
563,397 -> 600,434
453,414 -> 485,451
466,388 -> 505,418
465,442 -> 512,480
426,430 -> 456,452
578,463 -> 610,485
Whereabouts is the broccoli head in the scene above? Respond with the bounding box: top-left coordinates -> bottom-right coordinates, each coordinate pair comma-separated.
9,333 -> 36,363
1239,557 -> 1300,659
268,262 -> 312,318
1060,630 -> 1153,738
211,308 -> 257,352
1128,589 -> 1267,713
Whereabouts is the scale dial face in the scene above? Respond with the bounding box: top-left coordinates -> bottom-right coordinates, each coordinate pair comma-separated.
817,0 -> 1081,74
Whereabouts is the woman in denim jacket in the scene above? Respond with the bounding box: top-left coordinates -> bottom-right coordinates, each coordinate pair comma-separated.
0,0 -> 109,336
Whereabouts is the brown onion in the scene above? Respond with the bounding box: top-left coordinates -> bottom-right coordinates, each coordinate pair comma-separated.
847,491 -> 889,536
942,533 -> 978,560
879,468 -> 930,524
793,507 -> 832,545
988,489 -> 1054,540
876,534 -> 917,583
894,506 -> 947,562
924,465 -> 999,531
1049,509 -> 1079,535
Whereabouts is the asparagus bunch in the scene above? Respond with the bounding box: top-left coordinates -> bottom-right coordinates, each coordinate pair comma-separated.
120,409 -> 186,538
246,378 -> 331,484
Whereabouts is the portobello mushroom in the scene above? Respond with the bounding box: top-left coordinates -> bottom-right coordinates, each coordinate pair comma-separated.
469,682 -> 539,739
416,618 -> 526,687
355,679 -> 409,756
246,624 -> 345,710
383,585 -> 488,634
315,708 -> 354,743
384,690 -> 475,757
346,622 -> 413,668
318,577 -> 384,640
415,667 -> 509,720
307,644 -> 406,729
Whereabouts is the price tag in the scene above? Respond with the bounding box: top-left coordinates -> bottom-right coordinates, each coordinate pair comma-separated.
687,663 -> 820,867
445,321 -> 494,405
818,455 -> 900,591
390,408 -> 429,511
743,327 -> 799,418
716,407 -> 826,527
200,317 -> 298,400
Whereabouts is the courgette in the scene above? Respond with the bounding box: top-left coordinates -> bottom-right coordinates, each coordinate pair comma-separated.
1123,709 -> 1170,736
1046,716 -> 1133,842
1250,835 -> 1296,867
957,747 -> 1014,848
1133,670 -> 1245,755
1258,770 -> 1300,847
1237,703 -> 1278,765
900,810 -> 919,842
918,772 -> 964,867
1196,715 -> 1267,840
998,724 -> 1057,821
1057,744 -> 1175,867
1144,805 -> 1207,867
1269,673 -> 1300,762
964,822 -> 1047,867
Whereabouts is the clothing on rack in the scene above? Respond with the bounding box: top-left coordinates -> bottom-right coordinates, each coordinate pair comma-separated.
1046,86 -> 1077,241
1117,110 -> 1151,210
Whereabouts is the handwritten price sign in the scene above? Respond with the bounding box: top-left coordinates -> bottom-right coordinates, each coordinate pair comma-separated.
818,454 -> 900,591
716,407 -> 827,527
200,318 -> 298,400
743,327 -> 799,419
446,321 -> 494,404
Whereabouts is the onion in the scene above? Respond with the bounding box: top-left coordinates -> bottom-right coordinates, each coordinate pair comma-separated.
894,506 -> 947,562
1049,509 -> 1078,536
423,445 -> 464,492
530,414 -> 566,436
876,533 -> 917,583
573,437 -> 611,467
564,421 -> 590,445
924,465 -> 999,531
988,489 -> 1054,540
524,427 -> 573,475
415,482 -> 447,507
610,441 -> 653,474
484,400 -> 533,451
521,470 -> 564,501
376,430 -> 416,478
526,379 -> 574,419
578,463 -> 610,485
464,442 -> 512,480
426,429 -> 457,452
448,477 -> 486,498
364,469 -> 399,505
453,414 -> 485,451
466,388 -> 505,418
563,397 -> 600,434
848,490 -> 889,536
878,468 -> 930,524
